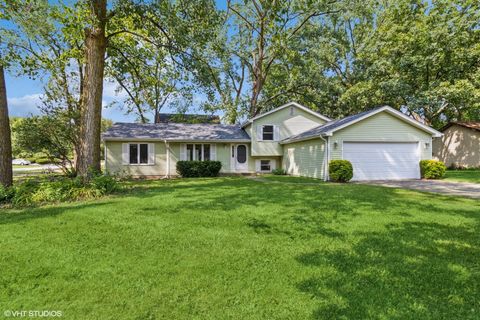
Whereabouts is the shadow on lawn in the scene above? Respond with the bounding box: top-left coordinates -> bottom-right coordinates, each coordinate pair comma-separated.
0,202 -> 111,225
296,221 -> 480,319
128,177 -> 479,236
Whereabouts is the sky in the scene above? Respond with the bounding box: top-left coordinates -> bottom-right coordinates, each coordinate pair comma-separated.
3,0 -> 229,123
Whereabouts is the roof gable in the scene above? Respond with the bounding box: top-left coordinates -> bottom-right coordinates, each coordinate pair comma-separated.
281,106 -> 442,144
242,102 -> 331,128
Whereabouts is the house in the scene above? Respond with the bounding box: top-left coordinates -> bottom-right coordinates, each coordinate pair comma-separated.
433,122 -> 480,168
103,102 -> 442,181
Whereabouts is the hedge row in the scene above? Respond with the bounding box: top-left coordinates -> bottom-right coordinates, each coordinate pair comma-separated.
176,161 -> 222,177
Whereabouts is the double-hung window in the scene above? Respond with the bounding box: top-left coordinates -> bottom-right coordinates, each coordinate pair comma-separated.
262,125 -> 274,141
184,144 -> 213,161
129,143 -> 149,164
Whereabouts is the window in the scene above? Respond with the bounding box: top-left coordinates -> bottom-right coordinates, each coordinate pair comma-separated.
129,143 -> 149,164
237,145 -> 247,163
203,144 -> 211,161
260,160 -> 271,172
186,144 -> 211,161
262,125 -> 274,140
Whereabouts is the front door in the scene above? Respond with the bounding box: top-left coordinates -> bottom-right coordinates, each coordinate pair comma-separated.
234,144 -> 248,172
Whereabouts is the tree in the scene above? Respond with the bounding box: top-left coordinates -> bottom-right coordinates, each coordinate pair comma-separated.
223,0 -> 340,118
0,64 -> 12,187
77,0 -> 108,177
1,0 -> 87,173
264,0 -> 480,127
105,0 -> 221,123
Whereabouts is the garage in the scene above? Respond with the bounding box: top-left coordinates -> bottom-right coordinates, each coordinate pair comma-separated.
343,142 -> 421,181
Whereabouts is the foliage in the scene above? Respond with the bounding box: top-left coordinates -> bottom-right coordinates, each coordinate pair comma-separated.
176,161 -> 222,177
1,178 -> 479,319
0,184 -> 15,202
271,168 -> 287,175
1,173 -> 119,206
420,160 -> 446,179
329,160 -> 353,182
13,115 -> 74,170
264,0 -> 480,126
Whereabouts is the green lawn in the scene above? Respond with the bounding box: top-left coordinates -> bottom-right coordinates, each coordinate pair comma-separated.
1,177 -> 479,319
444,169 -> 480,184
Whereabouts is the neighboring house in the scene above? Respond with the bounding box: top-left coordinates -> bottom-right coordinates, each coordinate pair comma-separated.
433,122 -> 480,168
103,102 -> 442,181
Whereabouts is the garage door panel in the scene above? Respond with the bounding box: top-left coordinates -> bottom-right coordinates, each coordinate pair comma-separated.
343,142 -> 420,181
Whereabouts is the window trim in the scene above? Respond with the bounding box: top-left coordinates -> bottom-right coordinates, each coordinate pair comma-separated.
260,159 -> 271,172
128,143 -> 151,166
186,143 -> 212,161
262,125 -> 274,141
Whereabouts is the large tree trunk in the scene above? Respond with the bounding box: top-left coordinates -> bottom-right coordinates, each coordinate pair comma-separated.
0,65 -> 13,187
77,0 -> 107,178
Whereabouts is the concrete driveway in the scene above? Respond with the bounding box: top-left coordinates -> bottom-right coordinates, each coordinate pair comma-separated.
359,179 -> 480,199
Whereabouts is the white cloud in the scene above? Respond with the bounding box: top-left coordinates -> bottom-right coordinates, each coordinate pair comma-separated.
103,79 -> 128,100
8,94 -> 44,117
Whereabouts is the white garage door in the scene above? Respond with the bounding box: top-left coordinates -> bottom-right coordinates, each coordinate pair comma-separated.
343,142 -> 420,181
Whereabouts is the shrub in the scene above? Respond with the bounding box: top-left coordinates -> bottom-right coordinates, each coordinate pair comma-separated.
420,160 -> 446,179
4,173 -> 120,206
329,160 -> 353,182
176,161 -> 222,178
0,185 -> 15,203
272,168 -> 286,175
35,157 -> 52,165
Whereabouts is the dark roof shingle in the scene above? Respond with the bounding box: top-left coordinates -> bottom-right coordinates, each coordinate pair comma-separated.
103,122 -> 250,141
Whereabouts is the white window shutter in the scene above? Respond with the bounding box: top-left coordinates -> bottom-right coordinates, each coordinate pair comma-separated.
180,144 -> 186,160
255,159 -> 261,172
122,143 -> 129,165
210,144 -> 216,160
271,159 -> 276,170
148,143 -> 155,164
274,126 -> 280,141
256,125 -> 262,141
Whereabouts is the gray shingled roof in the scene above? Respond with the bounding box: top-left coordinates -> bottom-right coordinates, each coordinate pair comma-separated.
281,108 -> 381,144
103,122 -> 251,141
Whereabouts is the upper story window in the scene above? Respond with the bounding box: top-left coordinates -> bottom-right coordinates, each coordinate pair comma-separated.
262,125 -> 274,141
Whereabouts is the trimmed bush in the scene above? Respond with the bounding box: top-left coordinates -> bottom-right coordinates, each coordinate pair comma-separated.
329,160 -> 353,182
176,161 -> 222,178
420,160 -> 446,179
272,168 -> 286,175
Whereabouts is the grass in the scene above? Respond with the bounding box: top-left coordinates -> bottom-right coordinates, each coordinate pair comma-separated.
1,177 -> 479,319
261,174 -> 324,184
444,169 -> 480,184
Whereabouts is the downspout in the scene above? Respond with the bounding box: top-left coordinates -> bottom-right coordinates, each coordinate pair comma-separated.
164,140 -> 170,179
104,142 -> 107,175
319,135 -> 329,181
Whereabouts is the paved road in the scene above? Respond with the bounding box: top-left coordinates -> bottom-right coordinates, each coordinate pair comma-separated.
359,179 -> 480,199
13,164 -> 62,172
